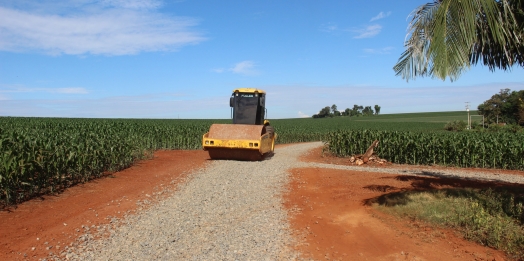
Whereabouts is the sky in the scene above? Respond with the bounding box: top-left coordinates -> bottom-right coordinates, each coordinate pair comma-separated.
1,0 -> 523,119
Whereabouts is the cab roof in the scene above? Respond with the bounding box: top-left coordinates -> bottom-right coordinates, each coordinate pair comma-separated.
233,88 -> 266,94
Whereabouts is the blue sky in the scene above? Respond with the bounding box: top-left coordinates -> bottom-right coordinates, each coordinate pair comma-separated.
1,0 -> 523,119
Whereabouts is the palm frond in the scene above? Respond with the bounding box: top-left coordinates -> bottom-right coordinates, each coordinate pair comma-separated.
394,0 -> 523,82
393,1 -> 439,81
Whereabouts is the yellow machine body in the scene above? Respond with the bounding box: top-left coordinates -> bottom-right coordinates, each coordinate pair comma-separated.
202,88 -> 276,161
202,124 -> 276,160
233,87 -> 266,94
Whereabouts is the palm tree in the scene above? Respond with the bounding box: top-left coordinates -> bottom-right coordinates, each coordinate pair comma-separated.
394,0 -> 524,82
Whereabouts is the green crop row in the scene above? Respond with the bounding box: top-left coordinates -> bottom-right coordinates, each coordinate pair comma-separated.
0,117 -> 327,205
0,116 -> 337,206
327,129 -> 524,170
271,117 -> 445,144
1,115 -> 520,206
0,117 -> 220,206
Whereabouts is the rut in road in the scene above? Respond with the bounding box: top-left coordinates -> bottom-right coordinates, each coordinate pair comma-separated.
61,142 -> 323,261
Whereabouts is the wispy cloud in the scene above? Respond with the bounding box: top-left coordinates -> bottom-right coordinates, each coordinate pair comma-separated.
211,68 -> 225,73
321,21 -> 383,38
0,93 -> 229,118
0,85 -> 89,94
52,87 -> 89,94
370,11 -> 391,22
352,24 -> 382,39
231,61 -> 257,75
319,22 -> 338,33
0,1 -> 206,55
363,46 -> 394,54
259,82 -> 524,118
2,82 -> 524,119
213,61 -> 259,76
297,111 -> 309,118
100,0 -> 162,9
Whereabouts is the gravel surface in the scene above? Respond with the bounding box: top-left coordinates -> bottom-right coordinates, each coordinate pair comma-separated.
50,142 -> 524,261
303,162 -> 524,184
53,143 -> 323,261
298,153 -> 524,185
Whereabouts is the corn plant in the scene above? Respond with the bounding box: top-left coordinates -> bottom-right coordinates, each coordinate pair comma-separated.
327,130 -> 524,170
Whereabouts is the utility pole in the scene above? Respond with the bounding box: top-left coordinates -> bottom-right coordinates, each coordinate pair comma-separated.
465,102 -> 470,129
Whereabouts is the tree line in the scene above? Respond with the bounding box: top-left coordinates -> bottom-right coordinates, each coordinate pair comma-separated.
444,88 -> 524,132
478,88 -> 524,126
312,104 -> 381,118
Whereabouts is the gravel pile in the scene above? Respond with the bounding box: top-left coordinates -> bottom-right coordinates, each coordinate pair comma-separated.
49,142 -> 524,261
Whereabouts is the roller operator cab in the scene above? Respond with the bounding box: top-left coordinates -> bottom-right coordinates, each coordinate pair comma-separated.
230,89 -> 266,125
202,88 -> 277,161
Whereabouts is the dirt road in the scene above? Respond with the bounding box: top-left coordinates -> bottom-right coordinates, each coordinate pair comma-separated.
1,143 -> 518,260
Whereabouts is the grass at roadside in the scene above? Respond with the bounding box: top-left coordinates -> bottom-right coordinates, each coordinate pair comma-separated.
374,187 -> 524,259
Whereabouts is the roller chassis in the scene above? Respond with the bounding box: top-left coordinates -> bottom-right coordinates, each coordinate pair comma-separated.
202,124 -> 276,161
202,88 -> 276,161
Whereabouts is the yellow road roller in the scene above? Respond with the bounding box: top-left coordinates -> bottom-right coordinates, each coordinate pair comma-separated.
202,88 -> 276,160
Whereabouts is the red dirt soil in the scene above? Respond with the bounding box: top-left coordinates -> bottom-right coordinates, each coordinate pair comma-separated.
0,150 -> 209,261
284,146 -> 524,260
1,144 -> 521,260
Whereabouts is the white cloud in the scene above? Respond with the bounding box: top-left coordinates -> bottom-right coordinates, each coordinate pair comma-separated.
319,22 -> 338,33
213,61 -> 259,76
4,82 -> 524,119
230,61 -> 257,75
0,93 -> 229,118
363,46 -> 394,54
0,85 -> 89,94
259,82 -> 524,118
0,2 -> 206,55
352,24 -> 382,39
52,87 -> 89,94
297,111 -> 309,118
211,68 -> 225,73
370,11 -> 391,22
101,0 -> 162,9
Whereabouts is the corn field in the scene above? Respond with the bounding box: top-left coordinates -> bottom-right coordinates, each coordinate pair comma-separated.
327,129 -> 524,170
0,117 -> 218,206
2,116 -> 523,206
